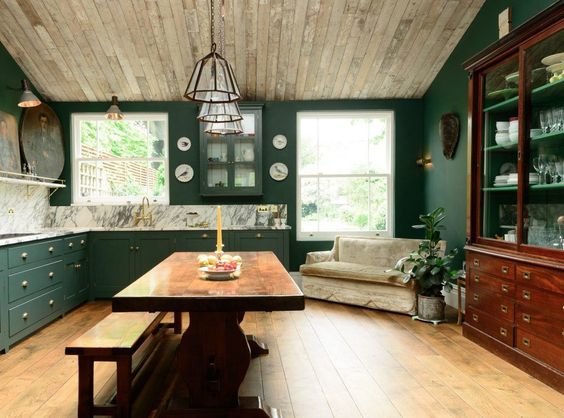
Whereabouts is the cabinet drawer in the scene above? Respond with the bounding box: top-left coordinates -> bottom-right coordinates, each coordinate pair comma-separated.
516,265 -> 564,295
0,249 -> 6,271
466,288 -> 514,322
515,304 -> 564,347
516,285 -> 564,320
8,260 -> 63,303
515,329 -> 564,371
64,234 -> 88,253
467,253 -> 514,279
468,269 -> 515,297
8,239 -> 64,268
466,306 -> 514,346
9,287 -> 63,336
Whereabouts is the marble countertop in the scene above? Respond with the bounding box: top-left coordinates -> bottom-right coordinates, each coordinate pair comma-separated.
0,225 -> 291,247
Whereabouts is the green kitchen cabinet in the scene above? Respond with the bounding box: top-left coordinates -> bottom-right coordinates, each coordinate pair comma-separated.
175,230 -> 218,252
89,232 -> 175,298
199,106 -> 263,196
230,229 -> 289,269
0,250 -> 6,353
63,234 -> 89,312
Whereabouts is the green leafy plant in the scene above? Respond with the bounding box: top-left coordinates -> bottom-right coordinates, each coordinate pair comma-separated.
394,207 -> 459,297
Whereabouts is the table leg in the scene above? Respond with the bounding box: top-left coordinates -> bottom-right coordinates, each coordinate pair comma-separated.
171,311 -> 280,417
238,311 -> 270,358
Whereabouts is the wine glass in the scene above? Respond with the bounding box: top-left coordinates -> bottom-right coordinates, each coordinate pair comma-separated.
540,110 -> 550,134
532,155 -> 547,184
546,155 -> 558,184
555,159 -> 564,183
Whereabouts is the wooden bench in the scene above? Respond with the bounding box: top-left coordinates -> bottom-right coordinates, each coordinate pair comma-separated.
65,311 -> 181,418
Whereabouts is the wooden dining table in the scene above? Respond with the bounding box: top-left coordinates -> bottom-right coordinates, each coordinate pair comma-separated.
112,251 -> 304,417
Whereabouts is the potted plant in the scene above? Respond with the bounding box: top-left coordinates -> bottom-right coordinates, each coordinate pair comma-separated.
394,207 -> 459,323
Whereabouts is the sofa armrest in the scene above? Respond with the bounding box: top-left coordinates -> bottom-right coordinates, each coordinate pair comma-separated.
304,250 -> 334,264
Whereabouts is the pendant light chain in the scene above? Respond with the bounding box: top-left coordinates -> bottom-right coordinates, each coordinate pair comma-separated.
210,0 -> 215,49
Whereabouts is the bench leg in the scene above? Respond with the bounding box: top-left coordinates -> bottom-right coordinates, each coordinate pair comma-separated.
78,357 -> 94,418
116,356 -> 133,418
174,311 -> 183,334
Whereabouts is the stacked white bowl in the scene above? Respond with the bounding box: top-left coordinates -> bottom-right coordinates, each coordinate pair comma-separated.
529,172 -> 540,184
509,117 -> 518,144
494,174 -> 509,186
507,173 -> 518,185
495,121 -> 511,147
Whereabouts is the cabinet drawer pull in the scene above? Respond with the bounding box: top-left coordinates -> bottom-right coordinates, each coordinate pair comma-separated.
22,312 -> 28,320
522,271 -> 530,280
135,246 -> 140,251
499,327 -> 507,337
473,294 -> 479,302
21,252 -> 28,259
49,271 -> 54,278
256,233 -> 262,239
473,258 -> 480,267
202,233 -> 208,238
130,246 -> 134,251
501,284 -> 509,293
21,280 -> 28,288
500,305 -> 508,313
522,290 -> 531,300
68,242 -> 73,248
501,266 -> 509,274
473,275 -> 480,283
472,313 -> 479,322
48,246 -> 54,253
80,239 -> 86,245
522,337 -> 530,347
49,299 -> 54,306
522,313 -> 530,323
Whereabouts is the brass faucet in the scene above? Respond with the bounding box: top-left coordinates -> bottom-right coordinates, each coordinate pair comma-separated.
134,196 -> 153,226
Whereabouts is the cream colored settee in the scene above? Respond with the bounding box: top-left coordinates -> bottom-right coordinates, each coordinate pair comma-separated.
299,235 -> 426,315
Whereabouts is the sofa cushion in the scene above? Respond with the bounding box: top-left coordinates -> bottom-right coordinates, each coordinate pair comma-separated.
299,261 -> 413,289
335,236 -> 422,267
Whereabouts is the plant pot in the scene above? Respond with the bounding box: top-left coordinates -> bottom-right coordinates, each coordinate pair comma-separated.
417,295 -> 445,321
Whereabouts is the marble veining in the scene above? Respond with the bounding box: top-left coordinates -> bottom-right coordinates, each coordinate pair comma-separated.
0,183 -> 50,234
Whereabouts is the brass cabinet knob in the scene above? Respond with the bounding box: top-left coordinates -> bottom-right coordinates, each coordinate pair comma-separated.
522,271 -> 530,280
473,294 -> 479,302
202,233 -> 208,238
256,233 -> 262,239
21,280 -> 28,288
22,312 -> 28,320
473,258 -> 479,267
501,305 -> 508,313
68,242 -> 73,248
474,275 -> 480,283
80,239 -> 86,245
501,284 -> 509,293
49,271 -> 54,278
522,290 -> 531,300
522,337 -> 530,347
49,299 -> 54,306
500,327 -> 507,337
21,252 -> 28,259
130,246 -> 134,251
135,246 -> 140,251
501,266 -> 509,274
48,246 -> 54,253
522,313 -> 531,323
472,313 -> 479,322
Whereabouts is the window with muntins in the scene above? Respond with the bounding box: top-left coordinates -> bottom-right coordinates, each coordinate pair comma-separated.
71,113 -> 169,204
297,111 -> 394,241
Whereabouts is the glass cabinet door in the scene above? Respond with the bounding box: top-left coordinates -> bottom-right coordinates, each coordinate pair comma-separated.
200,107 -> 262,196
479,56 -> 519,243
522,28 -> 564,251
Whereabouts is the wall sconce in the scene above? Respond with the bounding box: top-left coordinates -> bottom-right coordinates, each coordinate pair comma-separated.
416,157 -> 433,168
105,95 -> 124,120
18,79 -> 41,108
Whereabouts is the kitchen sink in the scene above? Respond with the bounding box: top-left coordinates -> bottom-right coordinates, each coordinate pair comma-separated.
0,233 -> 38,239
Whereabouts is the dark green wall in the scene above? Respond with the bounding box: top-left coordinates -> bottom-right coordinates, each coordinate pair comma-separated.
50,99 -> 425,270
422,0 -> 557,267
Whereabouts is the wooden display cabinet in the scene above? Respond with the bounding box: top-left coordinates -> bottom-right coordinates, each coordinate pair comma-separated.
464,3 -> 564,391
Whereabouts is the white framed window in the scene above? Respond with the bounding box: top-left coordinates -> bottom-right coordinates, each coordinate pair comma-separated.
71,113 -> 169,205
297,111 -> 394,241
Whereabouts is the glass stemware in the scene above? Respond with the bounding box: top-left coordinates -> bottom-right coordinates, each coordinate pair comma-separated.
532,155 -> 547,184
540,110 -> 550,134
546,155 -> 558,184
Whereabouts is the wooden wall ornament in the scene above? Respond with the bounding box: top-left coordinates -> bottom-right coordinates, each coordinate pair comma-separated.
20,103 -> 64,179
0,111 -> 21,174
439,113 -> 460,160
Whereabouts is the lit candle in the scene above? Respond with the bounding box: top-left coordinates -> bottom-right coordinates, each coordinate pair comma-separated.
216,205 -> 223,253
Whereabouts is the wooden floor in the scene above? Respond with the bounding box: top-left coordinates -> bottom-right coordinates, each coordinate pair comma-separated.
0,299 -> 562,418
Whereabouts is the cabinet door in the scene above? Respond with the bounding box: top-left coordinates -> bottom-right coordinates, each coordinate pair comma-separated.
63,252 -> 88,311
521,28 -> 564,253
0,269 -> 6,353
231,230 -> 288,269
176,231 -> 217,252
134,234 -> 175,279
200,106 -> 263,196
90,235 -> 134,298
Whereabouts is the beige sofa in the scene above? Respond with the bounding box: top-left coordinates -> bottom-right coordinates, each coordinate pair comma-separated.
299,235 -> 439,315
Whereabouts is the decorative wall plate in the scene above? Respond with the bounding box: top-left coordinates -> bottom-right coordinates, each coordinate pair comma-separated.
177,136 -> 191,151
269,162 -> 288,181
272,134 -> 287,150
175,164 -> 194,182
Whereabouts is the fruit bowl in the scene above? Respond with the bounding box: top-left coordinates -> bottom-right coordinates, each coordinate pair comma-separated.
197,253 -> 243,280
199,265 -> 241,281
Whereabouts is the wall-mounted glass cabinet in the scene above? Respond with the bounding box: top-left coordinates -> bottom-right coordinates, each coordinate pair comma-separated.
199,106 -> 262,196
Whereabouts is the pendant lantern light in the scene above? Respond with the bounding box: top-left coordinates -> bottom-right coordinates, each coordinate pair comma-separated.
198,101 -> 243,123
18,79 -> 41,108
105,95 -> 124,120
204,120 -> 243,135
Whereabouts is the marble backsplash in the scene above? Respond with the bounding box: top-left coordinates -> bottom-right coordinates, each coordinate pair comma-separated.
49,203 -> 287,229
0,183 -> 50,233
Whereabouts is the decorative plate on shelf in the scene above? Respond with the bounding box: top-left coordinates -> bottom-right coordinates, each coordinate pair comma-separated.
541,52 -> 564,66
177,136 -> 191,151
175,164 -> 194,183
269,162 -> 288,181
272,134 -> 288,150
487,88 -> 518,100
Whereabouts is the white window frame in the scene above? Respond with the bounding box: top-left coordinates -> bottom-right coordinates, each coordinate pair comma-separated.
71,113 -> 169,205
296,111 -> 395,241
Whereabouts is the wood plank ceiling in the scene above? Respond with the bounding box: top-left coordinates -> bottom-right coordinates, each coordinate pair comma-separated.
0,0 -> 484,103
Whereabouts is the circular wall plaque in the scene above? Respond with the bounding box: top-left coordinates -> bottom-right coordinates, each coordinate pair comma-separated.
272,134 -> 287,150
175,164 -> 194,182
269,162 -> 288,181
177,136 -> 191,151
